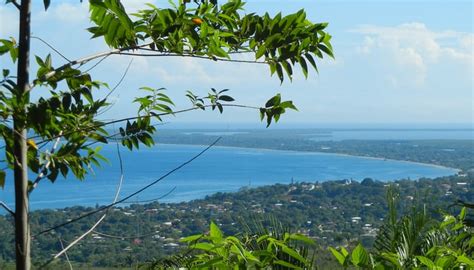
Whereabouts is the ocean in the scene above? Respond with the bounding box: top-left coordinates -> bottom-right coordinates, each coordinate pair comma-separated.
0,143 -> 459,211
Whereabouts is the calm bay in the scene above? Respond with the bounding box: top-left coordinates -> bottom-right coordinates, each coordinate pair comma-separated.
0,143 -> 459,211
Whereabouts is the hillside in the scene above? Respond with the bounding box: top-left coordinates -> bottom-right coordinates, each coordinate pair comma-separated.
1,174 -> 472,268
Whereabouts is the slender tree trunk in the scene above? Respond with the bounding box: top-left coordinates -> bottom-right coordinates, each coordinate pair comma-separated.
14,0 -> 31,269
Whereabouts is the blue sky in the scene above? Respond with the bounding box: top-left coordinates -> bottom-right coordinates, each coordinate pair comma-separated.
1,0 -> 472,127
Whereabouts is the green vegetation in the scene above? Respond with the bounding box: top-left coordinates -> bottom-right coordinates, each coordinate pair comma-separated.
2,0 -> 333,268
0,174 -> 471,268
329,196 -> 473,269
148,221 -> 316,269
2,0 -> 471,269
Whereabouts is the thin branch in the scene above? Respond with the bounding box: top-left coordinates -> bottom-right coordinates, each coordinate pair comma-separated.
120,186 -> 177,204
104,58 -> 133,100
135,47 -> 253,55
83,122 -> 169,149
43,41 -> 264,80
32,36 -> 71,62
32,103 -> 259,144
29,131 -> 63,193
113,51 -> 267,64
95,58 -> 134,117
39,215 -> 107,268
82,54 -> 110,74
90,185 -> 177,240
58,237 -> 73,270
33,137 -> 221,237
0,201 -> 15,217
43,43 -> 154,80
91,230 -> 160,240
41,143 -> 125,268
9,0 -> 20,10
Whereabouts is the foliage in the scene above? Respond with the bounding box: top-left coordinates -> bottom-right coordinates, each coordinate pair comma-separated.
2,0 -> 332,268
88,0 -> 333,82
1,0 -> 332,189
0,173 -> 470,267
329,187 -> 474,270
147,220 -> 316,269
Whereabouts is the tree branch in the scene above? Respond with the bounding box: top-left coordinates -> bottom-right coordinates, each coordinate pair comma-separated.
9,0 -> 20,10
113,51 -> 268,65
58,237 -> 73,270
42,42 -> 265,80
33,137 -> 221,237
28,131 -> 63,193
42,42 -> 154,80
32,103 -> 259,144
40,143 -> 125,268
0,201 -> 15,217
32,36 -> 71,62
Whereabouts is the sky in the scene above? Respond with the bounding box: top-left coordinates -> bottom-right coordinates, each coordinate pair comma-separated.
0,0 -> 473,128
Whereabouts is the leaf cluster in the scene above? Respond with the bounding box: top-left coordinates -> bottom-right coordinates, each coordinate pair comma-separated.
155,221 -> 316,269
260,93 -> 297,127
329,188 -> 474,270
89,0 -> 333,83
0,50 -> 112,186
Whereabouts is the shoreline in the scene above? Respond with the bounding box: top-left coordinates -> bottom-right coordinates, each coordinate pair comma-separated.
0,142 -> 462,214
156,142 -> 462,173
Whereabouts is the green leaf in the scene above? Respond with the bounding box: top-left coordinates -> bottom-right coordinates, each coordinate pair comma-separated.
305,53 -> 318,73
273,260 -> 302,269
317,44 -> 334,59
299,57 -> 308,78
275,62 -> 284,82
436,256 -> 454,268
210,221 -> 223,241
218,95 -> 234,102
180,234 -> 202,243
417,256 -> 435,268
217,103 -> 223,113
192,242 -> 215,251
43,0 -> 51,10
265,94 -> 281,108
380,252 -> 402,268
351,243 -> 369,266
280,101 -> 298,111
45,54 -> 52,68
281,60 -> 293,81
35,55 -> 45,67
458,255 -> 474,267
259,108 -> 266,121
280,244 -> 307,264
288,233 -> 315,245
458,207 -> 466,220
256,44 -> 266,59
340,247 -> 349,257
329,247 -> 346,266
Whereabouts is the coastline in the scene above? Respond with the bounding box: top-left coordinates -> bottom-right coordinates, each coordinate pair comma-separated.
156,142 -> 462,173
0,142 -> 462,213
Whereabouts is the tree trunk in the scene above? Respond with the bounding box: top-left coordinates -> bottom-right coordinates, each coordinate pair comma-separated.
14,0 -> 31,269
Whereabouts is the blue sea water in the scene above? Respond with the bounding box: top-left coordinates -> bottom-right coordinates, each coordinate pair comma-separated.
0,144 -> 458,211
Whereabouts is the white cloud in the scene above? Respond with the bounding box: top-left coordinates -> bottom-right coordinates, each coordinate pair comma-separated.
351,22 -> 473,86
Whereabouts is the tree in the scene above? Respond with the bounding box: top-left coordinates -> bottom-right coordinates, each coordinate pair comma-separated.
0,0 -> 333,269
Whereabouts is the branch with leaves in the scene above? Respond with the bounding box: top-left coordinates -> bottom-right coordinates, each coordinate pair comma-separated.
2,1 -> 333,268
